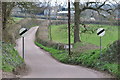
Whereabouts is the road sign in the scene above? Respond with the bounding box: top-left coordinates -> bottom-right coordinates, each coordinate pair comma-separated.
97,28 -> 105,60
19,28 -> 28,59
97,28 -> 105,37
19,28 -> 28,36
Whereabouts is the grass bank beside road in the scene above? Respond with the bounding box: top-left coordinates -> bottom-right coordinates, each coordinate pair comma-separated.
2,42 -> 24,72
35,41 -> 120,78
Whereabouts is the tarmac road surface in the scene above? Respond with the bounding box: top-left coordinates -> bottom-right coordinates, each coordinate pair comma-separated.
16,26 -> 112,78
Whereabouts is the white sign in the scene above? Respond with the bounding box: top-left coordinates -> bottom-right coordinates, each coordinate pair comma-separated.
97,28 -> 105,37
64,45 -> 73,49
19,28 -> 28,36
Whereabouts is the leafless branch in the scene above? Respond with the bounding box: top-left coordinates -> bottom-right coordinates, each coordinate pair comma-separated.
78,0 -> 117,16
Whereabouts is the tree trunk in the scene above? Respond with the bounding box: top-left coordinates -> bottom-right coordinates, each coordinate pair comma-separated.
2,2 -> 7,30
74,1 -> 81,43
2,2 -> 14,29
48,9 -> 52,41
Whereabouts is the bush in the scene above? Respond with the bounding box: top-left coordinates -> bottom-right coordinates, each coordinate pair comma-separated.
101,40 -> 120,63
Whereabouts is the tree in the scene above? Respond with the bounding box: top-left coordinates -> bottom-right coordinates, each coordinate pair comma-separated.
73,0 -> 117,43
2,2 -> 15,29
74,0 -> 81,43
1,2 -> 46,43
2,2 -> 45,29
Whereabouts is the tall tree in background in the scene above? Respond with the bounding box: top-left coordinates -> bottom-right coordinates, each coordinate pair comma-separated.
73,0 -> 117,43
74,0 -> 81,43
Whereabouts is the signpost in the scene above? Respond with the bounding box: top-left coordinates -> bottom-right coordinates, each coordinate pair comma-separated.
19,28 -> 28,59
97,28 -> 105,57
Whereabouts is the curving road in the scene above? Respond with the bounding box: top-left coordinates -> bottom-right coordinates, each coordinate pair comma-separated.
16,26 -> 112,78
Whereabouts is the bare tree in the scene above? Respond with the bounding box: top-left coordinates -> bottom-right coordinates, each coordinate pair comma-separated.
74,0 -> 81,43
2,2 -> 46,43
2,2 -> 45,29
73,0 -> 117,43
2,2 -> 15,29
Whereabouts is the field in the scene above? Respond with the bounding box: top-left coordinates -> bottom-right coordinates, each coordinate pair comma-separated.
12,17 -> 23,22
51,24 -> 118,47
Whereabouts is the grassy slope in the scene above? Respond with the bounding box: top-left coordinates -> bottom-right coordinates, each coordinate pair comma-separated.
51,24 -> 118,47
0,49 -> 1,70
0,42 -> 2,69
35,41 -> 120,78
2,43 -> 24,72
1,17 -> 24,71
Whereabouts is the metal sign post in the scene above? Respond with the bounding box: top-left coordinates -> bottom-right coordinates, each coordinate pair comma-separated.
19,28 -> 28,59
22,37 -> 25,59
97,28 -> 105,58
100,36 -> 102,57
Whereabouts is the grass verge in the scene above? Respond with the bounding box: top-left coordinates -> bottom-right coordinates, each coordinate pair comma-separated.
35,41 -> 120,78
2,42 -> 24,72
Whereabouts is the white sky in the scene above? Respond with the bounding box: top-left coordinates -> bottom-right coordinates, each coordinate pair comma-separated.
1,0 -> 120,4
40,0 -> 119,6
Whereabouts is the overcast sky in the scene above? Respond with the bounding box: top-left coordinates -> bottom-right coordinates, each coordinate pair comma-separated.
2,0 -> 120,4
39,0 -> 119,6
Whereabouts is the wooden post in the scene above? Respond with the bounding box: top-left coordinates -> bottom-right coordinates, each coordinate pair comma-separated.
68,0 -> 71,55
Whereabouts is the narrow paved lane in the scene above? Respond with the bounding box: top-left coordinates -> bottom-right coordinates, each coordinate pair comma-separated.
16,26 -> 111,78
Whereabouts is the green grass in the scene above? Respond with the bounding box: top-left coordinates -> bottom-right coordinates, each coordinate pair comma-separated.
35,41 -> 120,78
2,42 -> 24,72
0,55 -> 2,70
51,24 -> 69,43
51,24 -> 118,47
12,17 -> 23,22
0,43 -> 2,70
35,41 -> 68,61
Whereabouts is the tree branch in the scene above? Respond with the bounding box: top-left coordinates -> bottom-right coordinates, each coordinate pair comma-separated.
80,0 -> 115,15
